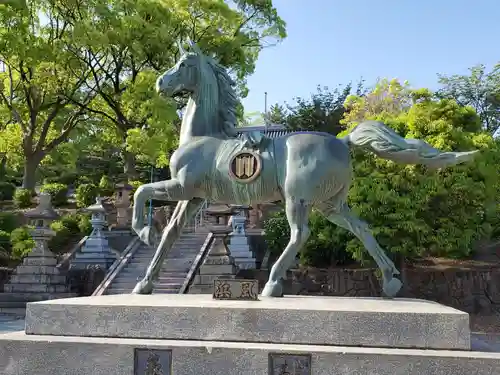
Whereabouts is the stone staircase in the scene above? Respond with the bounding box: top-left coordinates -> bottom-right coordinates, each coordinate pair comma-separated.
105,230 -> 210,294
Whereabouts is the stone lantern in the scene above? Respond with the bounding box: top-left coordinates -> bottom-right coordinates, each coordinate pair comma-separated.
25,193 -> 59,259
190,207 -> 238,294
3,193 -> 74,298
72,197 -> 116,269
228,205 -> 255,270
114,182 -> 133,229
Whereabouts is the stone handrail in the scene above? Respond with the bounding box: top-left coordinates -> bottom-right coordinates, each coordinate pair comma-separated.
179,232 -> 214,294
92,236 -> 141,296
56,235 -> 89,271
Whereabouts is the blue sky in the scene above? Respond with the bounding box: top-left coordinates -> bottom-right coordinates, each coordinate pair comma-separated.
242,0 -> 500,114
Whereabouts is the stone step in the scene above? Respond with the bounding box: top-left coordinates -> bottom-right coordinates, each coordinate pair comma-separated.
0,301 -> 27,308
120,269 -> 187,278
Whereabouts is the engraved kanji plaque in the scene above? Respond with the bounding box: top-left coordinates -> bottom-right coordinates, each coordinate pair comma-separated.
269,353 -> 312,375
134,348 -> 172,375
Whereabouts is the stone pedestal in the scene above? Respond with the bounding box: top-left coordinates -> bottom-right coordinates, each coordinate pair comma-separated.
2,294 -> 500,374
189,225 -> 237,294
2,194 -> 74,301
229,210 -> 255,270
72,197 -> 117,270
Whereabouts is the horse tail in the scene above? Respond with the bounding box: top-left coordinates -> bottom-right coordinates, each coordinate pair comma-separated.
342,120 -> 479,169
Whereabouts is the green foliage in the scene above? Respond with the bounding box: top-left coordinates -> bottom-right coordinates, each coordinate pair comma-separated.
48,213 -> 91,253
0,230 -> 10,249
75,184 -> 99,208
98,175 -> 114,197
0,181 -> 15,200
264,79 -> 500,266
263,210 -> 355,268
40,183 -> 68,207
48,221 -> 71,254
437,64 -> 500,135
341,79 -> 500,260
10,226 -> 35,260
13,188 -> 32,208
269,83 -> 364,135
77,214 -> 92,236
0,212 -> 17,233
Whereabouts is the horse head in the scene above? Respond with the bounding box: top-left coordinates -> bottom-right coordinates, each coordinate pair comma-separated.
156,40 -> 240,141
156,40 -> 206,98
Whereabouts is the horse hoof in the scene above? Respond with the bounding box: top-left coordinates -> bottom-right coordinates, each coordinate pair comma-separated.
261,280 -> 283,297
139,226 -> 158,247
382,277 -> 402,298
132,279 -> 154,294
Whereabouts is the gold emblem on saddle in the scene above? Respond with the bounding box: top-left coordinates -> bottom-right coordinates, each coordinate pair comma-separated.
229,151 -> 262,183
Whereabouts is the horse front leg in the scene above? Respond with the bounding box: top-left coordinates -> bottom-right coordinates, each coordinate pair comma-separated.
132,180 -> 187,246
132,197 -> 205,294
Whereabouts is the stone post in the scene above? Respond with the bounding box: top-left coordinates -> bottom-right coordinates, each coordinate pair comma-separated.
189,210 -> 238,294
229,205 -> 255,269
3,193 -> 73,297
71,197 -> 117,270
114,182 -> 133,229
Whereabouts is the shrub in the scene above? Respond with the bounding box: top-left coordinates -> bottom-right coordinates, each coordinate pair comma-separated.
0,181 -> 16,201
98,175 -> 114,197
75,183 -> 99,208
13,188 -> 32,208
0,230 -> 10,251
58,171 -> 79,186
10,226 -> 35,259
40,183 -> 68,207
0,212 -> 18,233
49,220 -> 72,254
48,213 -> 93,253
60,214 -> 81,236
78,214 -> 93,235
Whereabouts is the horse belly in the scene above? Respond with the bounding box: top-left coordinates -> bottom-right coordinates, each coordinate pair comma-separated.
205,142 -> 281,205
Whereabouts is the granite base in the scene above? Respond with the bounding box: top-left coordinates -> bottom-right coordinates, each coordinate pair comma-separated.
24,294 -> 470,350
1,332 -> 499,375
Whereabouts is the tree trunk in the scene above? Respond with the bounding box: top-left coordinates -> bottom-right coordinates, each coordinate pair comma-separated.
22,153 -> 43,191
123,150 -> 138,180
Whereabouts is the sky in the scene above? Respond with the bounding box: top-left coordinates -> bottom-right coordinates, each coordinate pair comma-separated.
242,0 -> 500,114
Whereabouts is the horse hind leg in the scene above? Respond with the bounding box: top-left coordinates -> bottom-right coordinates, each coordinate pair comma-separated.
261,198 -> 311,297
318,202 -> 402,297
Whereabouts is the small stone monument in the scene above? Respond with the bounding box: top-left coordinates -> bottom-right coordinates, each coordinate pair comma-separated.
3,193 -> 73,299
71,197 -> 117,269
189,208 -> 238,294
114,182 -> 133,229
228,205 -> 255,269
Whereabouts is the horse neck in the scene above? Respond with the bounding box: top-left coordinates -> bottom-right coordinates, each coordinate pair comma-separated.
179,79 -> 220,146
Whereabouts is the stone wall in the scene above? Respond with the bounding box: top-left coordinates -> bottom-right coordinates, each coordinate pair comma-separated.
0,267 -> 13,290
240,263 -> 500,314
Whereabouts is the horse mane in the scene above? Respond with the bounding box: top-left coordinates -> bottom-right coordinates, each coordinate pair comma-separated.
205,57 -> 240,137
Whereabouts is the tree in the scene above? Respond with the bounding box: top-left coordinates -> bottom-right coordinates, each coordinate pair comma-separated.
0,1 -> 98,189
269,83 -> 364,135
264,80 -> 500,267
60,0 -> 286,176
437,64 -> 500,136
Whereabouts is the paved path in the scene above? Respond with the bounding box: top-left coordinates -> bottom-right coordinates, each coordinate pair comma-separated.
0,314 -> 25,334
